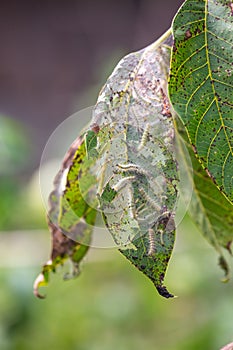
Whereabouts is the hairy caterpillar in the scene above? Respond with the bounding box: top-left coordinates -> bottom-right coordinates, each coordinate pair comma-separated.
148,228 -> 156,256
139,187 -> 161,211
148,228 -> 165,256
117,163 -> 149,177
111,176 -> 136,192
138,123 -> 150,151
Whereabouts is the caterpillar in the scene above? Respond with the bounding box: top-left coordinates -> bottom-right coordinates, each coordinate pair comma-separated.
117,163 -> 149,177
127,184 -> 136,219
158,229 -> 164,246
139,187 -> 161,211
111,175 -> 136,192
138,123 -> 150,151
148,228 -> 156,256
148,228 -> 165,256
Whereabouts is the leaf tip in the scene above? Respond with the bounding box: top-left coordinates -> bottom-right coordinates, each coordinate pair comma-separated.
156,285 -> 174,299
33,273 -> 47,299
218,255 -> 230,283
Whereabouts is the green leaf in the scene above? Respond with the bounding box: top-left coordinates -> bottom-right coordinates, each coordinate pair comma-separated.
176,118 -> 233,280
169,0 -> 233,203
34,131 -> 98,298
91,37 -> 178,297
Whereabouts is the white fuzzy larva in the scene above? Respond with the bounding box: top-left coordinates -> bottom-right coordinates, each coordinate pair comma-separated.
158,229 -> 165,246
138,123 -> 150,151
148,228 -> 156,256
117,163 -> 149,176
139,187 -> 161,211
111,176 -> 136,192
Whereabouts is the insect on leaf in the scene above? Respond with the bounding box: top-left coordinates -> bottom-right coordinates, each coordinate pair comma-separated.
35,33 -> 179,299
169,0 -> 233,203
90,36 -> 179,298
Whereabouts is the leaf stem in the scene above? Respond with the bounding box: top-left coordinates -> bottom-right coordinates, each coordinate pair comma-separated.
149,28 -> 172,49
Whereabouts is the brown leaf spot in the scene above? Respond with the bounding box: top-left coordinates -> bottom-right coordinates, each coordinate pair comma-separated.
90,123 -> 100,134
160,88 -> 172,117
185,29 -> 192,39
48,220 -> 77,260
62,136 -> 83,169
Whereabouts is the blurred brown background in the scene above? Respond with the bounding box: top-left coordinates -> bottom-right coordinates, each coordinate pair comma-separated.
0,0 -> 183,170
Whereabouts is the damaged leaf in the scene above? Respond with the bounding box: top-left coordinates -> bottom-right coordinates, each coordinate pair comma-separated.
35,35 -> 178,299
91,38 -> 178,298
34,129 -> 98,298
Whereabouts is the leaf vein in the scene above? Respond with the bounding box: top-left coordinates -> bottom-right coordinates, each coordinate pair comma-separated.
209,51 -> 232,65
205,1 -> 233,170
212,78 -> 233,89
197,189 -> 232,212
223,150 -> 231,191
208,10 -> 233,25
195,98 -> 215,145
206,124 -> 222,168
182,62 -> 208,81
173,44 -> 206,77
207,29 -> 233,47
185,74 -> 210,114
203,207 -> 231,225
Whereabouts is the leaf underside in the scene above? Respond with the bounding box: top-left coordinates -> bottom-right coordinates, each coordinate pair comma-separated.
91,40 -> 178,298
169,0 -> 233,203
34,37 -> 179,299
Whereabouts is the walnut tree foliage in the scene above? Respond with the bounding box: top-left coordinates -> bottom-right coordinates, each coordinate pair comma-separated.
34,0 -> 233,299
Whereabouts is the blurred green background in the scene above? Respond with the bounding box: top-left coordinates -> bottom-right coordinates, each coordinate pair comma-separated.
0,1 -> 233,350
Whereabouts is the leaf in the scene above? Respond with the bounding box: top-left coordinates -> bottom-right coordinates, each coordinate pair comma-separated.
34,130 -> 98,298
34,33 -> 178,299
176,117 -> 233,280
91,37 -> 178,297
169,0 -> 233,203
